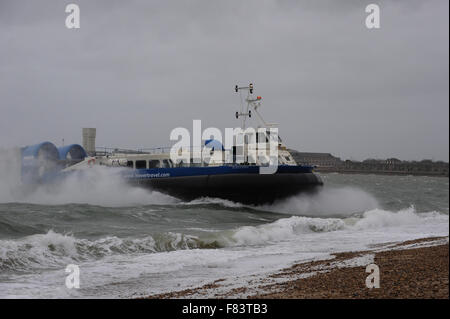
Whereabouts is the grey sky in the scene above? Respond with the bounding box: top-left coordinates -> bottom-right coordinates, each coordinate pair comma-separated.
0,0 -> 448,161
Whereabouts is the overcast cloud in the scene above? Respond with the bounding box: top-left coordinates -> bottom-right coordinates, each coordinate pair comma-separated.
0,0 -> 448,161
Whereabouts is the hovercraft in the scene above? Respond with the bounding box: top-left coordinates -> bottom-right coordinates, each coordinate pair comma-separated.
19,83 -> 323,205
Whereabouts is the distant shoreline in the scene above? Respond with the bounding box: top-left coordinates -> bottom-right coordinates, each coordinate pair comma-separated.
314,168 -> 449,177
288,150 -> 449,178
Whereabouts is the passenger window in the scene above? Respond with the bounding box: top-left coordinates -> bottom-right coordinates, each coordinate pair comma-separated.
127,161 -> 134,168
148,160 -> 160,168
162,159 -> 171,168
135,160 -> 147,169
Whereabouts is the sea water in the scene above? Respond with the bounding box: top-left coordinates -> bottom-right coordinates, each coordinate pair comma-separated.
0,160 -> 448,298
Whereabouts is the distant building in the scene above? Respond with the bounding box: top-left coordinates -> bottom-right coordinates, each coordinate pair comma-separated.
386,158 -> 402,164
288,149 -> 448,176
341,157 -> 449,176
288,150 -> 342,168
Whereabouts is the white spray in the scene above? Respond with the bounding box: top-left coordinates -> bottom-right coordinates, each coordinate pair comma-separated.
0,147 -> 23,203
0,149 -> 177,206
263,187 -> 379,217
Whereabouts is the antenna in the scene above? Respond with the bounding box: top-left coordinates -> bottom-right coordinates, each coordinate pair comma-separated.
234,83 -> 254,129
234,83 -> 277,129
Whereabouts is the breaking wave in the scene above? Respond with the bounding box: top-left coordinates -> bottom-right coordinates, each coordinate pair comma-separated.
213,215 -> 346,246
1,206 -> 446,273
352,206 -> 447,229
0,230 -> 201,272
207,207 -> 448,249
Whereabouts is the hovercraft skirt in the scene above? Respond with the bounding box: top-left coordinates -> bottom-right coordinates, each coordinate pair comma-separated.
127,167 -> 323,205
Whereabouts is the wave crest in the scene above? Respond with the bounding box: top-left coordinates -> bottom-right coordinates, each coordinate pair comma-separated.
0,230 -> 201,272
1,206 -> 447,273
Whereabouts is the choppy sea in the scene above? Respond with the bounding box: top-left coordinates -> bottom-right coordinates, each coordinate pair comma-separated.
0,164 -> 448,298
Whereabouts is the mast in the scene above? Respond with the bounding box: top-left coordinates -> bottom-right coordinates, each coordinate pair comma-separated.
234,83 -> 277,129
